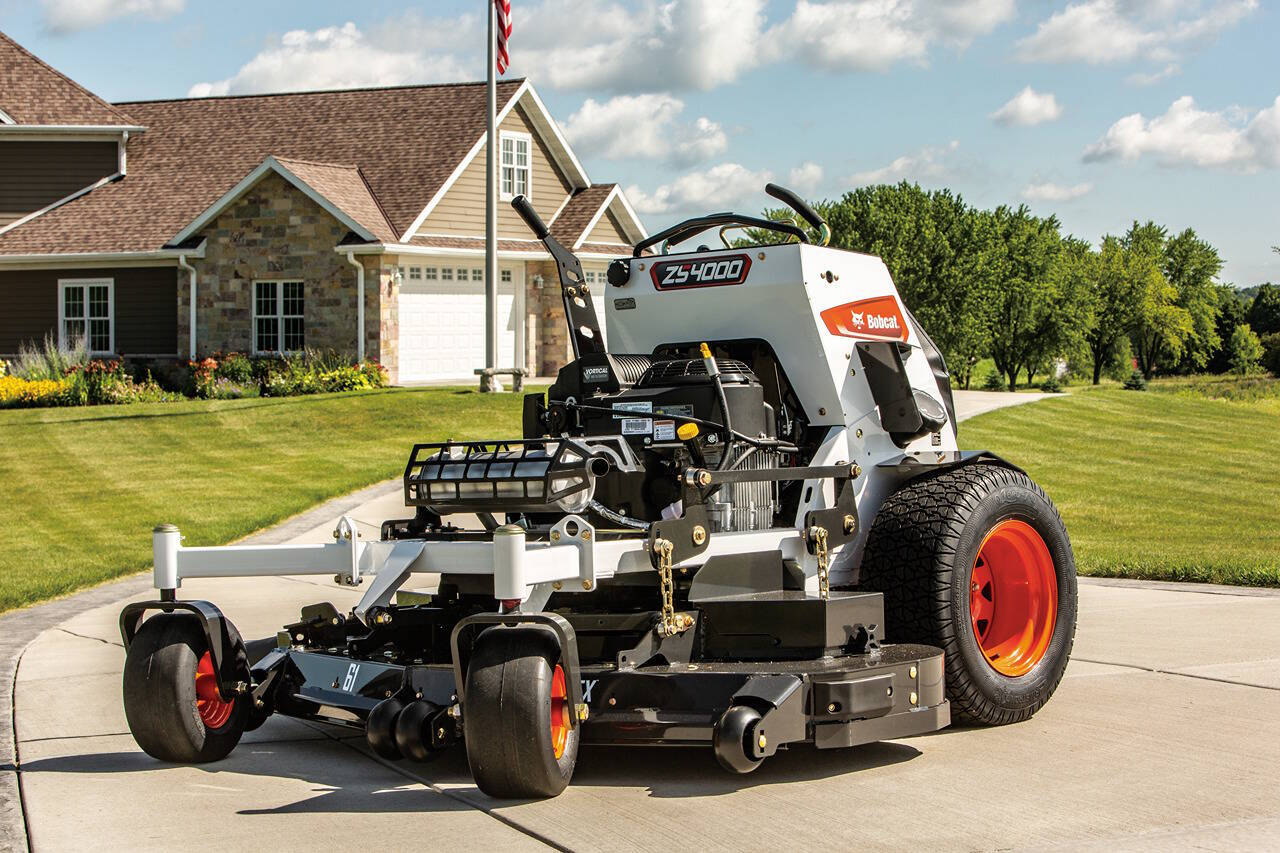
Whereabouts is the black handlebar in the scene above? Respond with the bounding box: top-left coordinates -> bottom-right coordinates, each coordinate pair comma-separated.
766,183 -> 823,232
511,194 -> 548,239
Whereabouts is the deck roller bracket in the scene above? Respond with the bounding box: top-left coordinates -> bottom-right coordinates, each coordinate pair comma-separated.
550,515 -> 596,591
802,479 -> 859,554
333,516 -> 362,586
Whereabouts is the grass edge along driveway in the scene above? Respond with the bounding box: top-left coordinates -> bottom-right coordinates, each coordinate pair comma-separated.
0,387 -> 530,613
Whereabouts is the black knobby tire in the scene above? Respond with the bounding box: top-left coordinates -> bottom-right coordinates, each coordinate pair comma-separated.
859,463 -> 1077,725
122,613 -> 249,762
463,627 -> 579,798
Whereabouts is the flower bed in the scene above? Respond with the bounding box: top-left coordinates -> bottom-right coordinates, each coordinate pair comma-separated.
2,337 -> 386,410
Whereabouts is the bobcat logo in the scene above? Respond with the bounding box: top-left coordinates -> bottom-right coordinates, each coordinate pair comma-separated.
849,311 -> 865,328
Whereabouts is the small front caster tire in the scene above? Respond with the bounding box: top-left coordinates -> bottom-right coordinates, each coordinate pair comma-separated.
122,613 -> 248,763
463,627 -> 578,798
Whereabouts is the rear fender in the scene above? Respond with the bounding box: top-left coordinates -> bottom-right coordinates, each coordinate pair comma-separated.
119,599 -> 250,703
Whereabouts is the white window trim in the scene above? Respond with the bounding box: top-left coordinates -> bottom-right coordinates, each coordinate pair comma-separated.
252,280 -> 305,355
499,130 -> 533,202
57,278 -> 114,355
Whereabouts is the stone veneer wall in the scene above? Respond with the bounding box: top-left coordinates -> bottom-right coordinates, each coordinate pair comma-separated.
526,259 -> 573,377
178,173 -> 377,363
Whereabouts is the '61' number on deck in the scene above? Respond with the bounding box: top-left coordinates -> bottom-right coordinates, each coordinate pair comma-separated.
342,663 -> 360,692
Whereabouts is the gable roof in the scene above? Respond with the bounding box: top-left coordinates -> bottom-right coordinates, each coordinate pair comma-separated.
175,156 -> 398,245
0,79 -> 528,255
549,183 -> 646,249
0,31 -> 137,126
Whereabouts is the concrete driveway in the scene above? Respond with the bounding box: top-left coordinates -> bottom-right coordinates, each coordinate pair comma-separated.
10,389 -> 1280,851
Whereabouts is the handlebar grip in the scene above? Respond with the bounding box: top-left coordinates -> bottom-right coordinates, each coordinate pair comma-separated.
765,183 -> 824,231
511,194 -> 549,239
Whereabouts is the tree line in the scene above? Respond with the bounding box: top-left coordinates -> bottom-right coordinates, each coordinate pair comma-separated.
764,183 -> 1279,389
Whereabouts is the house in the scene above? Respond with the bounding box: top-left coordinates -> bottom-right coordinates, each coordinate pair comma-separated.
0,31 -> 645,383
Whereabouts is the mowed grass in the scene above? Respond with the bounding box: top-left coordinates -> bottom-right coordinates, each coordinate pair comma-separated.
961,384 -> 1280,586
0,388 -> 530,612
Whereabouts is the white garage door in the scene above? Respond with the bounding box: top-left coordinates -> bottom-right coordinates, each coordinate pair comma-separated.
399,263 -> 519,383
583,268 -> 609,347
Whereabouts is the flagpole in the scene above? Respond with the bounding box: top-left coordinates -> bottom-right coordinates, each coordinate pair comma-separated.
483,0 -> 499,392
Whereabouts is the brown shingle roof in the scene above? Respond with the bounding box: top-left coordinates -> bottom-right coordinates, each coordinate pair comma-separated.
0,79 -> 524,255
549,184 -> 616,246
272,157 -> 397,243
0,31 -> 137,126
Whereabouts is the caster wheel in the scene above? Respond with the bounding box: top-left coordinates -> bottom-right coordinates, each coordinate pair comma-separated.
463,627 -> 578,798
713,705 -> 765,774
123,613 -> 249,763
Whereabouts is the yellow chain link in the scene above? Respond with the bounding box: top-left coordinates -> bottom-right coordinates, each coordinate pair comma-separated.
654,538 -> 682,636
809,526 -> 830,600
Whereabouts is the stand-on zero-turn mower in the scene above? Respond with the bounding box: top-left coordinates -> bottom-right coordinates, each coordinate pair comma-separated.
120,185 -> 1077,798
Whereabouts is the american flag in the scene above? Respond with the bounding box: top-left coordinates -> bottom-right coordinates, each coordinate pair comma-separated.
495,0 -> 512,75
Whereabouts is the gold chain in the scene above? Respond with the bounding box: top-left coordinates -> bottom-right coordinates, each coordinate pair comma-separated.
654,538 -> 680,636
810,526 -> 830,600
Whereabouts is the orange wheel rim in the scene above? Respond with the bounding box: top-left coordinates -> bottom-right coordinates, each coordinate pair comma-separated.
549,664 -> 570,760
195,651 -> 234,729
969,520 -> 1057,677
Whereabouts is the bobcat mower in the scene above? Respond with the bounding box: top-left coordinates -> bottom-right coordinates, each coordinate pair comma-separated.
120,184 -> 1076,798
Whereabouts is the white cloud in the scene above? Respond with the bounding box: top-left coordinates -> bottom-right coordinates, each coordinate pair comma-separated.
766,0 -> 1015,72
626,163 -> 774,216
1083,94 -> 1280,170
41,0 -> 183,33
849,140 -> 960,184
1022,181 -> 1093,201
189,1 -> 1019,99
563,95 -> 727,167
1016,0 -> 1258,66
991,87 -> 1064,126
1127,64 -> 1181,86
788,162 -> 825,194
187,22 -> 472,97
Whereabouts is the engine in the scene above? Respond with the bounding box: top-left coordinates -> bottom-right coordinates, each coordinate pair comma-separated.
535,352 -> 785,532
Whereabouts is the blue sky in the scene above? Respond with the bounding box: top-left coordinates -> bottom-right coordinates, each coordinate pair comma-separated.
3,0 -> 1277,285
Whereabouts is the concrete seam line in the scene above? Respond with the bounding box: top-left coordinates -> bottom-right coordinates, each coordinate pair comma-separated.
297,719 -> 569,852
1073,657 -> 1280,692
8,634 -> 40,853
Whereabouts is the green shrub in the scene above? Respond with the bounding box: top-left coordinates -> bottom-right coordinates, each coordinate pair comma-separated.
13,333 -> 88,381
1227,323 -> 1265,376
1261,332 -> 1280,377
215,352 -> 253,384
1122,370 -> 1148,391
1039,375 -> 1064,393
981,370 -> 1005,391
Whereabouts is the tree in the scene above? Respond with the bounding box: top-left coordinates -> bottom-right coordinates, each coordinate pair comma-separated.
1085,236 -> 1137,384
1161,228 -> 1223,373
1123,222 -> 1193,379
1248,283 -> 1280,336
1227,323 -> 1264,375
984,206 -> 1067,391
1206,284 -> 1249,374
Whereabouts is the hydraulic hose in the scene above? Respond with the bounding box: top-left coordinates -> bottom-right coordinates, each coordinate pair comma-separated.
699,343 -> 735,470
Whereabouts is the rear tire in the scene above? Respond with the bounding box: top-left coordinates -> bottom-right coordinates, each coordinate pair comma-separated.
122,613 -> 248,762
463,627 -> 578,798
859,464 -> 1077,725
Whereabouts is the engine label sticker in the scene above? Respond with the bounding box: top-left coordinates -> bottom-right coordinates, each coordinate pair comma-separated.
653,419 -> 676,441
651,253 -> 752,290
612,401 -> 652,418
621,417 -> 653,435
655,403 -> 694,419
820,295 -> 909,342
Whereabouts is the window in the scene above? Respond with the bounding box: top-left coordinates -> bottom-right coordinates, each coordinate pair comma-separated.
500,269 -> 512,283
254,281 -> 304,354
471,268 -> 483,282
583,270 -> 598,285
424,266 -> 438,280
500,131 -> 531,200
408,266 -> 422,281
59,279 -> 113,354
441,267 -> 453,281
457,268 -> 470,282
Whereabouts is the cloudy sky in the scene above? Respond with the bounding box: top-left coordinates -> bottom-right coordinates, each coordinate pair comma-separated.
4,0 -> 1278,285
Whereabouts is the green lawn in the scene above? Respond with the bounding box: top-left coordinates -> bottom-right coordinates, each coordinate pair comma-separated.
0,388 -> 530,612
961,383 -> 1280,586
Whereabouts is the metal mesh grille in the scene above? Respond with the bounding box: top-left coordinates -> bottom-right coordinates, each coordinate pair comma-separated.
640,357 -> 754,384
